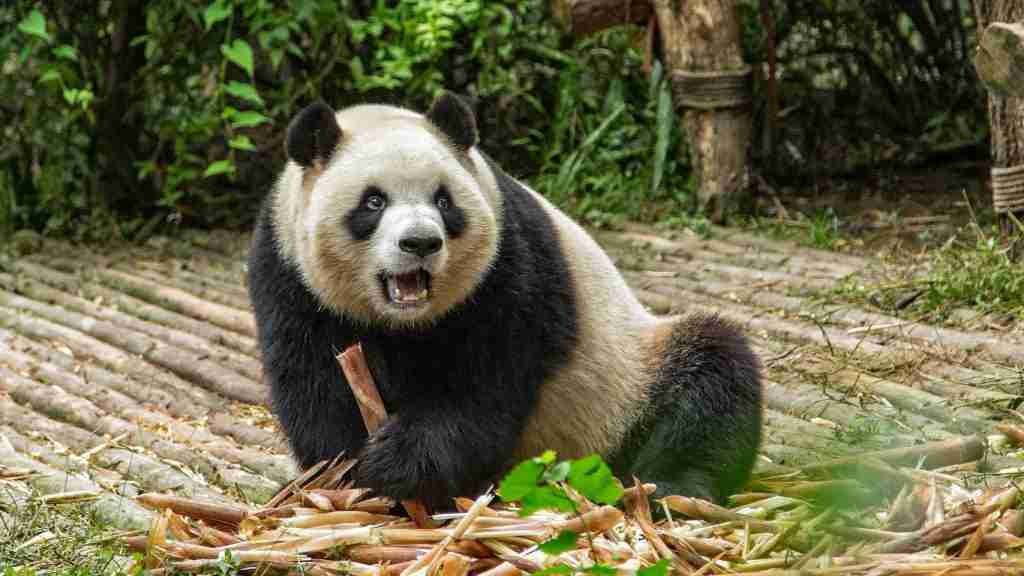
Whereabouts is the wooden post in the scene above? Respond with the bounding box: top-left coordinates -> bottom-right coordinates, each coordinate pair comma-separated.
552,0 -> 754,223
974,1 -> 1024,231
651,0 -> 753,223
975,22 -> 1024,98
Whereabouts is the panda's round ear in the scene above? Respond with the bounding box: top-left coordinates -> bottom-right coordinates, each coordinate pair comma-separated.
425,91 -> 477,152
286,101 -> 343,169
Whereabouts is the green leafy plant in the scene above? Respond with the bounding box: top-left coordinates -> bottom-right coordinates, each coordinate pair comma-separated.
2,0 -> 700,240
497,451 -> 669,576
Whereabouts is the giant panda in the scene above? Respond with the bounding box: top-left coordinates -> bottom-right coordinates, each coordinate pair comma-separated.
247,92 -> 763,511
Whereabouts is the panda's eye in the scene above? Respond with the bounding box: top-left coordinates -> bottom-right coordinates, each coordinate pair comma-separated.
435,188 -> 452,211
364,193 -> 386,211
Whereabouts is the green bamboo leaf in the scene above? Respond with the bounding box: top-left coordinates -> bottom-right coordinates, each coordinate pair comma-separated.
224,81 -> 264,106
651,79 -> 674,195
579,104 -> 625,151
18,9 -> 49,41
39,68 -> 62,84
52,44 -> 77,61
203,0 -> 232,31
228,135 -> 256,151
221,39 -> 254,78
230,111 -> 270,128
204,159 -> 235,177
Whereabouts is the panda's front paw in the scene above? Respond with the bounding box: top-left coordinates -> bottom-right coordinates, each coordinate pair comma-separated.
353,419 -> 455,509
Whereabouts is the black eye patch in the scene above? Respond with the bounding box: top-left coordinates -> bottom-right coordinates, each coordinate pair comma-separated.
345,186 -> 387,241
435,186 -> 466,238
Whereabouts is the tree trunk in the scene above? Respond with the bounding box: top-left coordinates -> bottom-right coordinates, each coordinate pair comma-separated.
975,22 -> 1024,98
94,0 -> 150,214
974,1 -> 1024,230
651,0 -> 753,223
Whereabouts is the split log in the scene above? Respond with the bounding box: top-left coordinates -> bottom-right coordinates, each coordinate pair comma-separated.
94,267 -> 256,336
0,366 -> 275,501
208,412 -> 288,453
631,274 -> 1020,409
0,393 -> 227,503
600,227 -> 868,282
631,221 -> 876,273
0,271 -> 261,380
17,259 -> 258,356
552,0 -> 652,37
0,394 -> 100,454
0,424 -> 127,496
0,326 -> 206,419
623,258 -> 1024,369
128,265 -> 251,311
0,288 -> 266,405
802,436 -> 987,476
0,344 -> 294,487
975,21 -> 1024,98
36,255 -> 256,337
0,304 -> 225,411
0,432 -> 151,530
181,229 -> 252,258
134,259 -> 251,300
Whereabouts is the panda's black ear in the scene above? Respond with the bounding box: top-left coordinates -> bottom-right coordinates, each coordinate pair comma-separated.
286,101 -> 343,169
426,91 -> 477,152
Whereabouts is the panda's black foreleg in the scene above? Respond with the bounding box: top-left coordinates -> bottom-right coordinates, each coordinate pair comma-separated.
352,392 -> 529,511
612,313 -> 763,504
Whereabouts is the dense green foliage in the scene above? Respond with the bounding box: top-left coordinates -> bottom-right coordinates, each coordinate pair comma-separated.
0,1 -> 987,240
1,0 -> 688,240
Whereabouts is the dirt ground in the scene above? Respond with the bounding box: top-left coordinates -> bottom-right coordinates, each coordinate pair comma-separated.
1,181 -> 1023,546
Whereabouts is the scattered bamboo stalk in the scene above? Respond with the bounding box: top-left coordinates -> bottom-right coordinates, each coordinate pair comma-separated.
337,343 -> 434,528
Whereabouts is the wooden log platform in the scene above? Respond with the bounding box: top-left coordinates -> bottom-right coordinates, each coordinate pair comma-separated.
2,222 -> 1023,532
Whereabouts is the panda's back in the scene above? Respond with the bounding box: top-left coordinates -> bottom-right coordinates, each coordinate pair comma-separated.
488,171 -> 667,465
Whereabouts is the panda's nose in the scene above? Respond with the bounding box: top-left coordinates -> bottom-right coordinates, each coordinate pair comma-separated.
399,234 -> 443,258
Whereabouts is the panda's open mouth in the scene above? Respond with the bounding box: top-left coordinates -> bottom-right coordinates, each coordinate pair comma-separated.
381,269 -> 432,307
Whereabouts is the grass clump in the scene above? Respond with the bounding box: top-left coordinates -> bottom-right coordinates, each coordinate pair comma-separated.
828,230 -> 1024,322
0,494 -> 138,576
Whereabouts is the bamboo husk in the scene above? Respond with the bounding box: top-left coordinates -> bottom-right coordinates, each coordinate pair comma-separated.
122,343 -> 1021,575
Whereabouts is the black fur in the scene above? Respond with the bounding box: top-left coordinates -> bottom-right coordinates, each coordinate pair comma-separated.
609,314 -> 763,504
435,186 -> 466,238
286,101 -> 342,168
425,92 -> 477,151
345,186 -> 387,241
247,159 -> 578,510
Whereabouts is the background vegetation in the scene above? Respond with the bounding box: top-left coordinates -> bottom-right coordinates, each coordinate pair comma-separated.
0,0 -> 989,242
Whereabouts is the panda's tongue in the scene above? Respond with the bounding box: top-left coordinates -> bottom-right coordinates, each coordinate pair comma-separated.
390,271 -> 428,303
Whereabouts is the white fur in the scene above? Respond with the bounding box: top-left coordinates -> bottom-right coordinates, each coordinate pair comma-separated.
273,104 -> 502,328
273,101 -> 673,462
509,180 -> 677,463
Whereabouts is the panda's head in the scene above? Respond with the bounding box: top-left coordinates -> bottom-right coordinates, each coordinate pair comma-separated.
273,93 -> 502,328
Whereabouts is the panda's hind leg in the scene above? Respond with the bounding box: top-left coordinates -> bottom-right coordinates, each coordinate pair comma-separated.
612,313 -> 763,504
